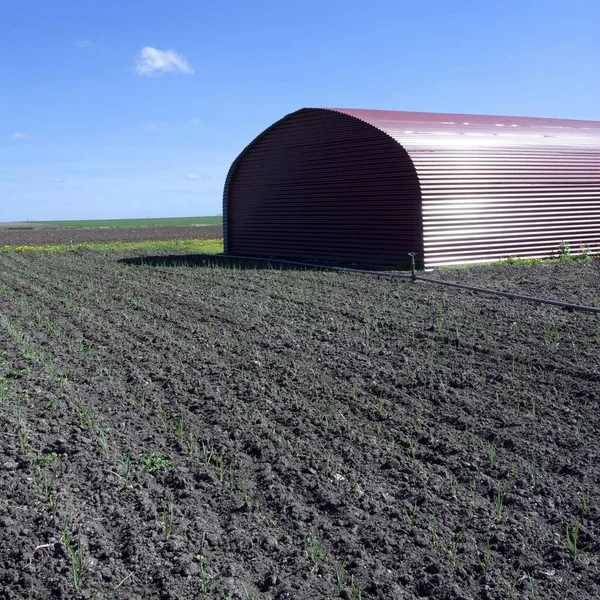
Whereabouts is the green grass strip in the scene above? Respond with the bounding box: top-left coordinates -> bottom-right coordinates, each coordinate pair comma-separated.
436,254 -> 594,270
0,238 -> 224,254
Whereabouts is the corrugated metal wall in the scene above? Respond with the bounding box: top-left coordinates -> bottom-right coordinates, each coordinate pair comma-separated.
224,110 -> 424,266
224,108 -> 600,269
336,109 -> 600,267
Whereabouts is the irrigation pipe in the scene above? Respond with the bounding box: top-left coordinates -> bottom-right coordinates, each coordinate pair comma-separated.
228,254 -> 600,315
414,275 -> 600,314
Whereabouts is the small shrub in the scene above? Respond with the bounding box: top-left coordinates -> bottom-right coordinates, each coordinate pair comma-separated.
558,240 -> 571,259
502,255 -> 521,266
139,453 -> 172,472
577,244 -> 593,261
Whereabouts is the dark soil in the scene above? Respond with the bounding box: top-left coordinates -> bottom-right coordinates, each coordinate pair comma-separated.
0,225 -> 223,246
0,249 -> 599,600
0,223 -> 53,230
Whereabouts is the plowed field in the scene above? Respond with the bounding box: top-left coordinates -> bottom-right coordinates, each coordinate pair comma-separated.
0,225 -> 223,247
0,249 -> 599,599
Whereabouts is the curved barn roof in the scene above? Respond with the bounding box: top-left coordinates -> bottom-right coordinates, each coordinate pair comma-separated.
329,108 -> 600,143
224,108 -> 600,267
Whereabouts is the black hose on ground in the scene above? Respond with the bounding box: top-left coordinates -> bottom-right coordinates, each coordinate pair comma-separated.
230,255 -> 600,315
414,275 -> 600,314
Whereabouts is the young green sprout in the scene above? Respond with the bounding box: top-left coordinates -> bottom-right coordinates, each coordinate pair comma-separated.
160,492 -> 174,538
349,575 -> 362,600
565,522 -> 589,561
403,499 -> 418,530
304,535 -> 326,569
95,426 -> 109,457
61,527 -> 86,590
429,511 -> 438,547
470,476 -> 477,508
111,455 -> 134,487
505,566 -> 522,599
448,474 -> 458,500
495,489 -> 505,521
580,487 -> 590,514
446,528 -> 464,566
336,561 -> 346,592
177,414 -> 185,444
476,536 -> 491,573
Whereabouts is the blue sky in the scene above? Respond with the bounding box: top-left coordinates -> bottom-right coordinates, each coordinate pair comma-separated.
1,0 -> 599,222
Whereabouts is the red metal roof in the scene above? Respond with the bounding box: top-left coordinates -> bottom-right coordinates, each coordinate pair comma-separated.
329,108 -> 600,139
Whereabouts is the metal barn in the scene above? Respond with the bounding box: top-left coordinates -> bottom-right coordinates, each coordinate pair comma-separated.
223,108 -> 600,268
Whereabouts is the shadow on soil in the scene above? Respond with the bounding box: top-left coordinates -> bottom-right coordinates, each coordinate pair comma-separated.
120,253 -> 412,272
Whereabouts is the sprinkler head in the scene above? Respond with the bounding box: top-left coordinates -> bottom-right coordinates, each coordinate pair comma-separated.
408,252 -> 418,281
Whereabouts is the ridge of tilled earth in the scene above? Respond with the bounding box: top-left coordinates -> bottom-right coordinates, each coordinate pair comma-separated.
0,251 -> 598,599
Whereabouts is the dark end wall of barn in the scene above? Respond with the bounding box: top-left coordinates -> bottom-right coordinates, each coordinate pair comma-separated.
224,109 -> 424,267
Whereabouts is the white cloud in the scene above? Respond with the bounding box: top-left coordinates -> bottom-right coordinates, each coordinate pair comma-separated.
134,47 -> 194,76
10,132 -> 31,139
189,118 -> 202,126
186,173 -> 201,180
76,39 -> 92,49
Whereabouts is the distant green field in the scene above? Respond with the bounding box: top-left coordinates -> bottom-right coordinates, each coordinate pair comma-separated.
33,216 -> 222,228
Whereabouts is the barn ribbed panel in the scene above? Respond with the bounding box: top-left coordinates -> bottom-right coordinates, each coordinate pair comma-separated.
333,109 -> 600,267
224,110 -> 423,266
224,108 -> 600,268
